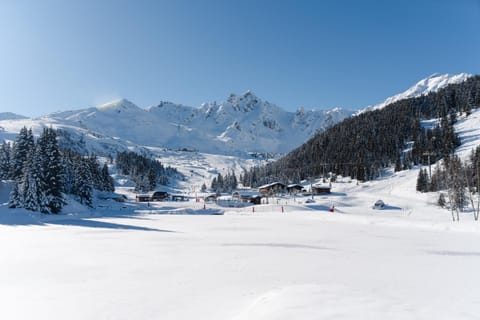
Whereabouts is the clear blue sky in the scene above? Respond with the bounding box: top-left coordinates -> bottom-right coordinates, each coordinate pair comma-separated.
1,0 -> 479,117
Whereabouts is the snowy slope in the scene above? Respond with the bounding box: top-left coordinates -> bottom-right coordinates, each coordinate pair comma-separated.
0,112 -> 27,121
357,73 -> 472,115
0,116 -> 146,156
454,107 -> 480,160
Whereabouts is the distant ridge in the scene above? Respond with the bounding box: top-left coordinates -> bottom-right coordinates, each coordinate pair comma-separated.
0,112 -> 28,121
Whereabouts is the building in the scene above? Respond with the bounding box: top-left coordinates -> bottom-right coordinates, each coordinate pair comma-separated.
151,191 -> 169,201
171,194 -> 187,201
312,184 -> 331,194
204,194 -> 218,202
287,184 -> 304,194
232,191 -> 263,205
135,194 -> 151,202
258,182 -> 287,195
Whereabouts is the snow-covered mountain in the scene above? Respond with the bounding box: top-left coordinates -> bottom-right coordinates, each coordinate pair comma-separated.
0,112 -> 27,121
0,73 -> 473,157
30,92 -> 353,156
356,73 -> 473,115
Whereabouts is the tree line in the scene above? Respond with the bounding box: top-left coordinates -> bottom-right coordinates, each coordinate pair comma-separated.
210,171 -> 238,193
115,151 -> 180,192
0,127 -> 114,213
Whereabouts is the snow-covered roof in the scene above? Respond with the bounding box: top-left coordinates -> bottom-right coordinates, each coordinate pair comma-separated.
232,190 -> 261,197
258,182 -> 286,189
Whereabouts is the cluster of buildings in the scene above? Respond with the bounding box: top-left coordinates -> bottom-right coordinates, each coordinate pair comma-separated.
135,182 -> 331,206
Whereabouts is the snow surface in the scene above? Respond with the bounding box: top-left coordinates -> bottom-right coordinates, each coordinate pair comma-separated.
5,104 -> 480,319
2,168 -> 480,320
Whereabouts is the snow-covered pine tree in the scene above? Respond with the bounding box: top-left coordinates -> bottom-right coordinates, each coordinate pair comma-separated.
100,163 -> 115,192
210,177 -> 217,192
10,127 -> 34,181
416,169 -> 428,192
0,141 -> 12,179
8,181 -> 22,208
38,128 -> 64,213
74,158 -> 93,207
22,167 -> 38,211
20,148 -> 41,212
61,149 -> 77,195
148,168 -> 156,191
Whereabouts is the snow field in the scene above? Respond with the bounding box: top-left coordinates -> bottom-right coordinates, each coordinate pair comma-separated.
2,174 -> 480,320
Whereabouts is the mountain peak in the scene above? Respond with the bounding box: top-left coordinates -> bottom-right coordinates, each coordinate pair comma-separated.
225,91 -> 263,113
357,72 -> 473,115
0,112 -> 28,121
97,98 -> 140,112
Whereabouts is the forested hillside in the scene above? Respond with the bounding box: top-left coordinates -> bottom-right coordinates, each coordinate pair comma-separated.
242,76 -> 480,186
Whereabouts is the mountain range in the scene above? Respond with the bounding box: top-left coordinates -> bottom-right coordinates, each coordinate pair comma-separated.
0,73 -> 473,157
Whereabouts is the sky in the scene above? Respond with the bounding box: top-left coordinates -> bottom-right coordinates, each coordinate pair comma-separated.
0,0 -> 479,117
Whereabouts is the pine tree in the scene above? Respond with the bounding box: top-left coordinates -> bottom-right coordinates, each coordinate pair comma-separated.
416,168 -> 429,192
40,128 -> 64,213
148,168 -> 157,191
438,193 -> 446,208
10,127 -> 34,181
22,166 -> 39,211
0,141 -> 12,179
100,163 -> 115,192
416,169 -> 425,192
8,182 -> 22,208
211,177 -> 218,193
74,159 -> 93,207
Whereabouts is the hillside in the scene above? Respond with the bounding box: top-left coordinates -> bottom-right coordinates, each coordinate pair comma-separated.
357,73 -> 472,115
247,75 -> 480,186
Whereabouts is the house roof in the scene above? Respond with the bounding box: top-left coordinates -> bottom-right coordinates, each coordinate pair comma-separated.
287,184 -> 303,189
312,184 -> 330,189
232,190 -> 262,197
258,182 -> 286,189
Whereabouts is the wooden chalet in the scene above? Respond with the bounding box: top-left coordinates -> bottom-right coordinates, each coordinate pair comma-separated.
171,194 -> 187,201
136,194 -> 151,202
97,192 -> 126,202
312,184 -> 331,194
232,191 -> 262,205
258,182 -> 287,195
287,184 -> 304,194
151,191 -> 169,201
204,194 -> 218,202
